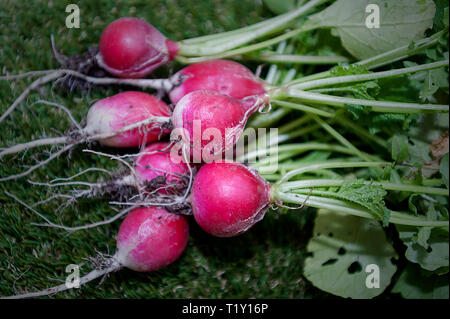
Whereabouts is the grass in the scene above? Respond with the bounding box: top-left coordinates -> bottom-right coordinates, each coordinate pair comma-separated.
0,0 -> 337,299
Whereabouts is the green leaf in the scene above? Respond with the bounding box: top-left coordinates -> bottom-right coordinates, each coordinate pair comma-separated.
392,263 -> 449,299
335,181 -> 390,224
432,0 -> 449,31
417,227 -> 432,248
397,225 -> 449,272
389,134 -> 432,165
420,68 -> 449,100
440,153 -> 449,188
303,0 -> 436,59
390,135 -> 409,163
345,106 -> 412,135
304,210 -> 398,299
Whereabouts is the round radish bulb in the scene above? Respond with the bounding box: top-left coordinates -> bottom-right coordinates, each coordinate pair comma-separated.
135,142 -> 189,193
171,90 -> 263,161
169,60 -> 267,104
96,18 -> 179,78
116,206 -> 189,272
191,162 -> 271,237
84,91 -> 171,148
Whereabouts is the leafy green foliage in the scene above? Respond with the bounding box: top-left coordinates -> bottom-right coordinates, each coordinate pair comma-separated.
346,106 -> 414,135
304,210 -> 398,298
420,67 -> 449,100
328,181 -> 390,225
389,134 -> 432,165
392,263 -> 449,299
302,0 -> 436,59
397,225 -> 449,272
431,0 -> 449,32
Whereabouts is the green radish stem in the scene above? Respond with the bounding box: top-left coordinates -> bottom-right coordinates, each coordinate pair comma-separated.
278,179 -> 449,197
240,142 -> 377,165
288,30 -> 447,85
177,0 -> 329,57
288,60 -> 449,90
242,53 -> 350,65
275,191 -> 449,228
274,88 -> 449,113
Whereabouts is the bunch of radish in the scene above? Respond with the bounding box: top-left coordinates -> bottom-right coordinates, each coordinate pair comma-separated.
1,4 -> 449,299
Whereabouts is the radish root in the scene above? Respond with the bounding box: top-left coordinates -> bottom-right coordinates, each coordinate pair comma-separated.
5,191 -> 135,232
2,254 -> 122,299
0,101 -> 171,181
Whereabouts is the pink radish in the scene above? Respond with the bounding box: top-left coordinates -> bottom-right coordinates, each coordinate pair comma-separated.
84,91 -> 171,147
135,142 -> 189,194
24,141 -> 192,205
0,90 -> 264,181
170,90 -> 266,162
0,91 -> 172,182
94,2 -> 324,78
169,60 -> 267,104
116,206 -> 189,271
190,161 -> 450,239
97,18 -> 179,78
3,206 -> 189,298
191,161 -> 271,237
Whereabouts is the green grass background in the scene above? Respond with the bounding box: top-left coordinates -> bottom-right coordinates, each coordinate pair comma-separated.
0,0 -> 393,298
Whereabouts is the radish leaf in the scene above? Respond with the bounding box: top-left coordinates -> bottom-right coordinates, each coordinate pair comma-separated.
302,0 -> 436,59
304,210 -> 398,298
392,263 -> 449,299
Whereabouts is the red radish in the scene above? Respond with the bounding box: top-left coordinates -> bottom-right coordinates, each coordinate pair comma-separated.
84,91 -> 171,148
170,90 -> 265,162
27,141 -> 192,204
0,89 -> 263,181
116,206 -> 189,271
0,91 -> 172,182
135,142 -> 189,194
169,60 -> 267,104
97,18 -> 179,78
3,206 -> 189,298
189,161 -> 450,239
94,2 -> 324,78
191,162 -> 271,237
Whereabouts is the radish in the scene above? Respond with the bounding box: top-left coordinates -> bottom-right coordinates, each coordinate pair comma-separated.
135,142 -> 189,194
23,141 -> 191,209
84,91 -> 171,147
94,1 -> 326,78
1,89 -> 263,181
0,91 -> 171,181
168,60 -> 267,104
96,18 -> 179,78
2,206 -> 189,298
191,162 -> 270,237
191,162 -> 449,238
170,90 -> 266,162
